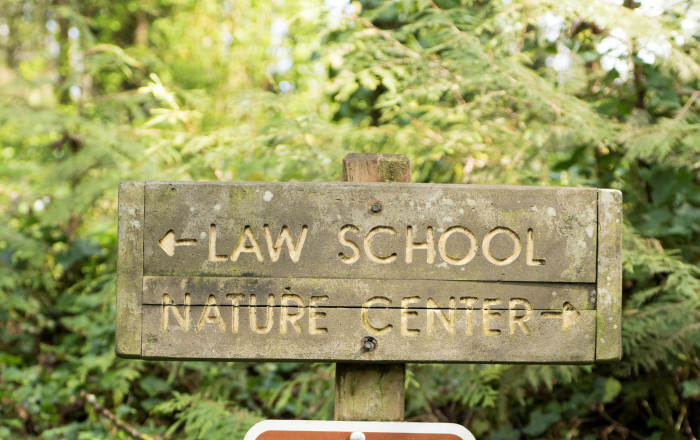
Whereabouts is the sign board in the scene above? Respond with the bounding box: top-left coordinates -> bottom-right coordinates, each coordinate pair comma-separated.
243,420 -> 475,440
116,181 -> 621,363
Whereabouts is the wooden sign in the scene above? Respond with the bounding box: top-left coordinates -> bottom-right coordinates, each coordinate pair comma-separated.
116,181 -> 621,363
243,420 -> 475,440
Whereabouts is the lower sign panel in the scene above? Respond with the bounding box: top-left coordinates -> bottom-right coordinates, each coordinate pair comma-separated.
141,277 -> 596,363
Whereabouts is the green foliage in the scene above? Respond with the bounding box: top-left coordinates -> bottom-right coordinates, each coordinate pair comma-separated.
152,392 -> 260,439
1,0 -> 699,438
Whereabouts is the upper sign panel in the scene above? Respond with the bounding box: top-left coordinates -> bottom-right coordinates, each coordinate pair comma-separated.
142,182 -> 597,283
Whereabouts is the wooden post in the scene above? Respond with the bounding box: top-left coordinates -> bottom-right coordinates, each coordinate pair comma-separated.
341,153 -> 412,184
334,153 -> 410,422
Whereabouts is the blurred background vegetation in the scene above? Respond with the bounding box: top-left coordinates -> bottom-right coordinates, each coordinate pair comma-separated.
0,0 -> 699,438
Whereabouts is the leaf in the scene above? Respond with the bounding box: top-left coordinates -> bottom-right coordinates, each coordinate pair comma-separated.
522,409 -> 561,436
681,380 -> 700,399
603,377 -> 622,403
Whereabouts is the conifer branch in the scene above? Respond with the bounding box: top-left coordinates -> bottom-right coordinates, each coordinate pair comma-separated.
677,91 -> 699,119
351,14 -> 467,105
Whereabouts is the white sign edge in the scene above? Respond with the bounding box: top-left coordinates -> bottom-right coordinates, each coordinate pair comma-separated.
244,420 -> 475,440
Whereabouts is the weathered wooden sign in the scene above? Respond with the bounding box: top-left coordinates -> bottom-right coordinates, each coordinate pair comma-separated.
244,420 -> 475,440
116,181 -> 621,363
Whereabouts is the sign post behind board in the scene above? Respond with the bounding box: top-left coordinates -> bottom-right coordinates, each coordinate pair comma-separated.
335,153 -> 411,422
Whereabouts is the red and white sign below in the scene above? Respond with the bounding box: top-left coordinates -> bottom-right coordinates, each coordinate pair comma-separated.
244,420 -> 475,440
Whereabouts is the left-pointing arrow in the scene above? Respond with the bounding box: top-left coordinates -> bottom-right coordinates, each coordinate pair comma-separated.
158,230 -> 197,256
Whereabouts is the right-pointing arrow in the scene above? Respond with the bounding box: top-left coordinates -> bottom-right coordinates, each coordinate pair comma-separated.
541,302 -> 581,330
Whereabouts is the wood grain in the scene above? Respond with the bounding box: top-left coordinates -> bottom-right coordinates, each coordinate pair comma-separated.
115,181 -> 144,358
596,189 -> 623,361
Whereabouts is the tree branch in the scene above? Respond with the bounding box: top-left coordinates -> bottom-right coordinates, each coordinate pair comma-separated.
80,391 -> 156,440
